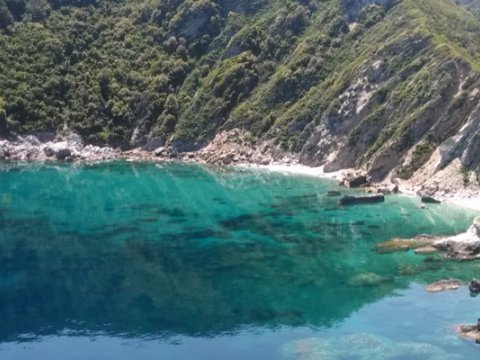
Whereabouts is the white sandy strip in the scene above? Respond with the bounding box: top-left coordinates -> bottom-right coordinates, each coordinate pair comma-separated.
444,196 -> 480,213
238,163 -> 349,181
239,163 -> 480,213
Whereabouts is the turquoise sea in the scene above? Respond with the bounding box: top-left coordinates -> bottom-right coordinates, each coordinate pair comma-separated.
0,161 -> 479,359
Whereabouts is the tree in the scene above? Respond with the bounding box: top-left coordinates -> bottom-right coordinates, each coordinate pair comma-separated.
97,70 -> 112,100
0,96 -> 7,135
5,0 -> 26,20
25,0 -> 50,21
0,0 -> 13,28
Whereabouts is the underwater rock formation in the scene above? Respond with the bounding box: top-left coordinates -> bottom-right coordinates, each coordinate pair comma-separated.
280,333 -> 461,360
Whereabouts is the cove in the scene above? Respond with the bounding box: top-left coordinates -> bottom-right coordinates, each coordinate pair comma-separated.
0,161 -> 478,360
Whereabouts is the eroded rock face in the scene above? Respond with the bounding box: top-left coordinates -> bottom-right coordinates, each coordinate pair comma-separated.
433,217 -> 480,260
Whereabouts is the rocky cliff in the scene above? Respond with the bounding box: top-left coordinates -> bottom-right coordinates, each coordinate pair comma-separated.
0,0 -> 479,186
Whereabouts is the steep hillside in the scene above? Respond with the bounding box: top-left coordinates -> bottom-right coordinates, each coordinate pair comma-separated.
0,0 -> 479,183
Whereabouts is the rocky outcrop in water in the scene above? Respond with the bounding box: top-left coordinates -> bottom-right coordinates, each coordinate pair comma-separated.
375,234 -> 440,253
469,279 -> 480,295
376,217 -> 480,261
425,279 -> 462,293
456,322 -> 480,343
432,217 -> 480,260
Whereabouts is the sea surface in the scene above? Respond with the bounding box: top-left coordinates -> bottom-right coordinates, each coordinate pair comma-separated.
0,161 -> 479,360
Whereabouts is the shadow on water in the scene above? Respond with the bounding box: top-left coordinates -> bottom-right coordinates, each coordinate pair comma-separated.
0,161 -> 477,344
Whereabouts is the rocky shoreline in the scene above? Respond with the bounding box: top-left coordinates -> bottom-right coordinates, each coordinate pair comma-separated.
1,131 -> 479,212
0,130 -> 282,165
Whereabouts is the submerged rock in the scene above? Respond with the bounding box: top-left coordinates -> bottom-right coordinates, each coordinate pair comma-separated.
456,323 -> 480,343
376,234 -> 439,253
326,190 -> 342,197
414,245 -> 439,254
425,279 -> 462,293
339,194 -> 384,205
348,272 -> 389,287
280,333 -> 461,360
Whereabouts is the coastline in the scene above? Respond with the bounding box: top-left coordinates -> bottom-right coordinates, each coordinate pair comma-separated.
238,162 -> 480,213
1,134 -> 479,213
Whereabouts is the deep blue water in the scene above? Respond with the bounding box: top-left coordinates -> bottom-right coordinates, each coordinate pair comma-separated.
0,161 -> 478,359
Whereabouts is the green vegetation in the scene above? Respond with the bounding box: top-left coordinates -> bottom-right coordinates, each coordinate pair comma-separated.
461,165 -> 470,187
0,0 -> 480,176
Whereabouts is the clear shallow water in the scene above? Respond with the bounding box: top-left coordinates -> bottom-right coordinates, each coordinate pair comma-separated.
0,161 -> 479,359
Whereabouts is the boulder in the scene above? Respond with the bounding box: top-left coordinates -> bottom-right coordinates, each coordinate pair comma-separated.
469,279 -> 480,296
425,279 -> 462,293
347,175 -> 368,188
43,146 -> 55,158
417,183 -> 439,197
55,148 -> 72,160
221,152 -> 235,165
44,144 -> 72,160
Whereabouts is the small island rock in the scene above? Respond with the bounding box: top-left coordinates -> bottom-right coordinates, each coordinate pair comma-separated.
425,279 -> 462,293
